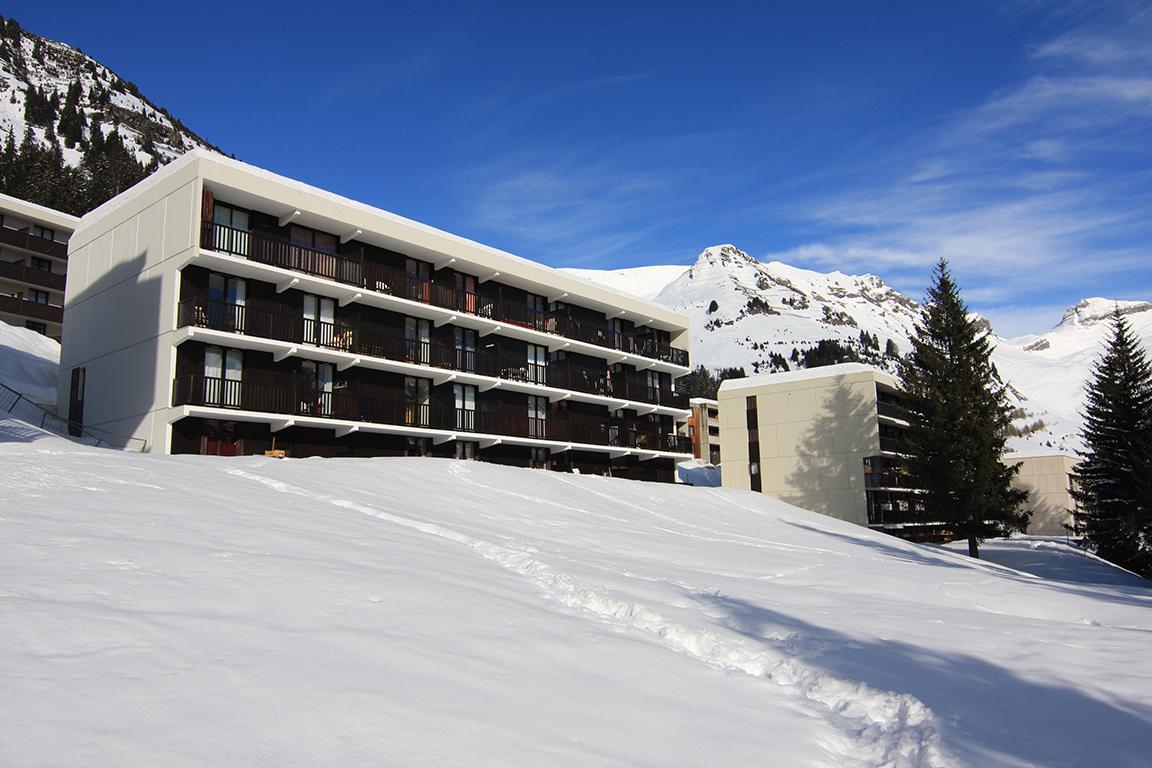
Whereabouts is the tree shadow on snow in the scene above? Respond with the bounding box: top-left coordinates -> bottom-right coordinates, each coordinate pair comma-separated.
692,591 -> 1152,768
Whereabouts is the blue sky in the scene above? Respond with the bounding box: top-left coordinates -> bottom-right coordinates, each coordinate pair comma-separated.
10,0 -> 1152,335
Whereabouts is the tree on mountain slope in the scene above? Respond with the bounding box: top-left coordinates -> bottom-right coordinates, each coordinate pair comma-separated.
899,259 -> 1029,558
1072,311 -> 1152,578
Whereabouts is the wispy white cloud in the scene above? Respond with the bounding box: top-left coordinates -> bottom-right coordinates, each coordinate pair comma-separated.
770,4 -> 1152,334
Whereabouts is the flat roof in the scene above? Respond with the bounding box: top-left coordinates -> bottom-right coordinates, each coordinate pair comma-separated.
718,363 -> 897,394
0,192 -> 80,231
74,150 -> 689,334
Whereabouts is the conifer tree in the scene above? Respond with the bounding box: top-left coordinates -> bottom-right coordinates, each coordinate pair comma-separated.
1071,311 -> 1152,577
899,259 -> 1029,557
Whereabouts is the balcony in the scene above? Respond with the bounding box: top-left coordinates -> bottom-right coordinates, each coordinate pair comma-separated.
200,222 -> 689,369
172,374 -> 691,454
0,294 -> 63,323
0,261 -> 66,292
177,299 -> 688,411
0,226 -> 69,260
876,400 -> 910,422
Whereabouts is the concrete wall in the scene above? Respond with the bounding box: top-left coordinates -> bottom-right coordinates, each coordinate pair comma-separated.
1010,454 -> 1079,535
718,367 -> 888,526
57,165 -> 200,453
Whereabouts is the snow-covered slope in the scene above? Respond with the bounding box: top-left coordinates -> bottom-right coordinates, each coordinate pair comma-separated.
0,17 -> 219,170
572,247 -> 1151,453
562,264 -> 690,301
2,426 -> 1149,767
0,319 -> 60,404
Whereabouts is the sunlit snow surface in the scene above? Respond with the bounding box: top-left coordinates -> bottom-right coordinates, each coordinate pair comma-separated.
3,426 -> 1150,766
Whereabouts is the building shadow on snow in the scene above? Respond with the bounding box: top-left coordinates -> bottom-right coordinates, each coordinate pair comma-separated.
691,590 -> 1152,768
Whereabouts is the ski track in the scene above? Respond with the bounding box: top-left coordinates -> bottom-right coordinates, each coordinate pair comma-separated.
225,465 -> 950,768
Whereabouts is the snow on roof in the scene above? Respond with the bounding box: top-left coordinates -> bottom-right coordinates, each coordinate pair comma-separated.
689,397 -> 718,406
718,362 -> 894,394
1004,450 -> 1079,461
0,191 -> 80,228
74,150 -> 683,322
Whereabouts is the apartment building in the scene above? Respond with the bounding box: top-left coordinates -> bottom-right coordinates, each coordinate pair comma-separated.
0,193 -> 78,340
686,397 -> 721,464
1007,452 -> 1080,536
718,364 -> 940,539
57,151 -> 692,480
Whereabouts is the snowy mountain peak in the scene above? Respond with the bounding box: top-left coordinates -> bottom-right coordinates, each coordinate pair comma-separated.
1058,298 -> 1152,329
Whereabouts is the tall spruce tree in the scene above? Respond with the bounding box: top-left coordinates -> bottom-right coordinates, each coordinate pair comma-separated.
1071,310 -> 1152,577
899,259 -> 1029,557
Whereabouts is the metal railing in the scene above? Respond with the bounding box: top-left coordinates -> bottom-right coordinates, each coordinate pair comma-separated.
0,226 -> 68,260
0,380 -> 147,451
172,375 -> 690,453
178,298 -> 688,409
201,221 -> 689,368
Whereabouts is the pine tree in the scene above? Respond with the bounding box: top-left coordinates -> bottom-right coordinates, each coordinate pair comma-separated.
899,259 -> 1029,557
1071,310 -> 1152,577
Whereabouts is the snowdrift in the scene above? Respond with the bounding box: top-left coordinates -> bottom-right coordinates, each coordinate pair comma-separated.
0,319 -> 60,405
1,424 -> 1149,767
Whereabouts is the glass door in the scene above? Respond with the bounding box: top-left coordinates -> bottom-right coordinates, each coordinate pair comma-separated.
528,394 -> 548,438
405,317 -> 431,364
303,294 -> 336,347
404,376 -> 431,427
454,327 -> 477,372
527,343 -> 548,385
453,384 -> 476,430
207,274 -> 246,332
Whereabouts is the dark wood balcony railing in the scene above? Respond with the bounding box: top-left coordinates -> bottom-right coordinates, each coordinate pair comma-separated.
201,221 -> 689,368
0,226 -> 68,260
0,294 -> 63,323
876,400 -> 909,421
173,375 -> 690,452
0,261 -> 66,292
178,299 -> 687,409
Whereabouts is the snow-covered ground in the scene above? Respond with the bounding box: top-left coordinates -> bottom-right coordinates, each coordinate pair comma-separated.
2,423 -> 1149,767
0,320 -> 60,405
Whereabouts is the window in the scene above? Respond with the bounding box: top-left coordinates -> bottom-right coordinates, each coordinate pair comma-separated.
31,224 -> 54,241
207,273 -> 246,332
25,321 -> 47,335
405,258 -> 431,302
526,293 -> 548,330
454,327 -> 477,372
455,440 -> 478,460
406,437 -> 431,457
299,360 -> 335,416
527,343 -> 548,385
455,273 -> 477,314
453,384 -> 477,430
303,294 -> 336,347
404,376 -> 431,427
67,367 -> 85,436
211,203 -> 250,256
290,225 -> 337,254
528,395 -> 548,438
30,257 -> 51,272
405,317 -> 431,364
530,447 -> 550,469
27,289 -> 49,305
204,345 -> 243,408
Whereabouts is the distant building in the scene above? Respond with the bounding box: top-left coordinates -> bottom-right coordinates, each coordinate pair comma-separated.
687,397 -> 721,464
0,193 -> 78,340
56,151 -> 693,477
717,364 -> 938,538
1007,452 -> 1080,536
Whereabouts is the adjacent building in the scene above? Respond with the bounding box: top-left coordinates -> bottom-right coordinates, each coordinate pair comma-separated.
1007,452 -> 1080,536
717,364 -> 933,536
686,397 -> 721,464
0,193 -> 78,340
57,150 -> 692,479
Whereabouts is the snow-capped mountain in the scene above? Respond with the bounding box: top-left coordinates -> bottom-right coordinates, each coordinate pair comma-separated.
567,244 -> 920,373
0,15 -> 221,211
565,246 -> 1152,454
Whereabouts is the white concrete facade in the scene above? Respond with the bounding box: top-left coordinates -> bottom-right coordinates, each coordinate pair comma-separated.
57,151 -> 692,463
1007,453 -> 1080,535
718,364 -> 904,527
